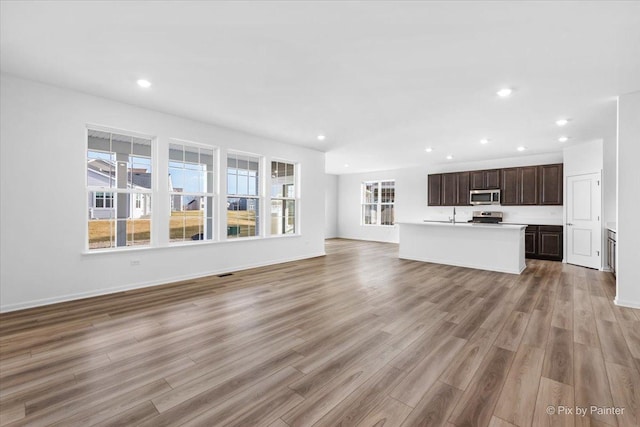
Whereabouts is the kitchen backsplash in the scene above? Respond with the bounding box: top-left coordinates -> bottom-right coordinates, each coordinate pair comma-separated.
423,205 -> 563,225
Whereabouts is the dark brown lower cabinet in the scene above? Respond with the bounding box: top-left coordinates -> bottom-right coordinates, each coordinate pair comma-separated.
525,225 -> 563,261
525,226 -> 538,258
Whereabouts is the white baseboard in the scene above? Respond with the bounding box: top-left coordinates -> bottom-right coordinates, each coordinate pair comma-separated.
0,251 -> 326,313
614,297 -> 640,310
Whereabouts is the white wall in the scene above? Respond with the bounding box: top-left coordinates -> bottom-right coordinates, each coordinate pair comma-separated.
615,91 -> 640,309
563,139 -> 603,176
337,153 -> 565,244
602,107 -> 618,228
563,139 -> 604,268
0,74 -> 326,312
325,174 -> 339,238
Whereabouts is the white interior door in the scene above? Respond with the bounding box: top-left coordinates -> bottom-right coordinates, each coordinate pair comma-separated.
566,172 -> 602,269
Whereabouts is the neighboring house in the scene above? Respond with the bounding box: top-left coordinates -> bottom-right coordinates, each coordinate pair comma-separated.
170,187 -> 183,212
185,198 -> 201,211
228,198 -> 257,211
88,159 -> 151,219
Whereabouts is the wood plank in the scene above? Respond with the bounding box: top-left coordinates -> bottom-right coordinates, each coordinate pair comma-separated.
449,346 -> 515,427
532,377 -> 575,427
311,364 -> 406,427
551,298 -> 574,330
494,344 -> 545,426
574,307 -> 600,348
542,326 -> 574,386
355,397 -> 412,427
605,362 -> 640,427
618,321 -> 640,359
494,311 -> 530,351
401,381 -> 462,427
0,403 -> 25,426
521,309 -> 553,349
439,327 -> 497,390
179,366 -> 304,427
596,319 -> 636,368
488,416 -> 518,427
390,335 -> 467,407
591,296 -> 617,322
281,341 -> 400,427
574,343 -> 617,426
91,401 -> 159,427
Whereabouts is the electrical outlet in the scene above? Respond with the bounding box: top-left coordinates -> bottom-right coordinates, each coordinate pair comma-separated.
130,259 -> 140,266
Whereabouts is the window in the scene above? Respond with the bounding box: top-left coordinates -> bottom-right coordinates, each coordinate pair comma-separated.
227,153 -> 260,238
169,142 -> 215,243
270,161 -> 297,235
362,180 -> 395,225
87,129 -> 152,249
94,192 -> 113,208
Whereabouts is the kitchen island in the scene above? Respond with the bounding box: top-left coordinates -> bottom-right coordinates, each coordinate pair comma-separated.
398,222 -> 527,274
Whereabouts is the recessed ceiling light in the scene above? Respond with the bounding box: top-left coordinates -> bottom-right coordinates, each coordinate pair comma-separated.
136,79 -> 152,88
497,88 -> 512,98
317,134 -> 326,141
480,138 -> 490,144
556,119 -> 570,127
558,136 -> 569,143
517,146 -> 526,152
425,147 -> 433,152
446,155 -> 453,160
344,163 -> 349,167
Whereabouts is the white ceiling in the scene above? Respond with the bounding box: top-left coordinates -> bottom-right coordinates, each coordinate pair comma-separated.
1,1 -> 639,174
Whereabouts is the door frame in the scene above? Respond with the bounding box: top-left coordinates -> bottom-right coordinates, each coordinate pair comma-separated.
563,170 -> 603,270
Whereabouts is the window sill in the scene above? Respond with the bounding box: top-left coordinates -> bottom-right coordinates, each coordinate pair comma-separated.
82,233 -> 302,254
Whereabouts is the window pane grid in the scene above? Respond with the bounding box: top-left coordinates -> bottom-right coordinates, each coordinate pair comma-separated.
271,161 -> 297,235
169,141 -> 216,243
228,153 -> 261,238
361,181 -> 395,226
87,129 -> 153,250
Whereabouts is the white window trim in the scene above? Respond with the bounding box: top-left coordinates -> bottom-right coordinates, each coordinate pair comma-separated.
269,159 -> 300,236
361,180 -> 396,227
226,150 -> 264,239
86,126 -> 156,252
168,139 -> 218,244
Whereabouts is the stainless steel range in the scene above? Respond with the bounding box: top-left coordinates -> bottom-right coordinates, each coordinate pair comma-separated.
468,211 -> 503,224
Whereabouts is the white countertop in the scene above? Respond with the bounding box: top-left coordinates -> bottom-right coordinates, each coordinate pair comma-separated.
398,221 -> 526,230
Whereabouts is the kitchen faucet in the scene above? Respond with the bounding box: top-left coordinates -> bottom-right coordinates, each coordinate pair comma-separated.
449,207 -> 456,223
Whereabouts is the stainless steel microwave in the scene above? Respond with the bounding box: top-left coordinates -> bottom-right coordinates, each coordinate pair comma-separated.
470,189 -> 501,205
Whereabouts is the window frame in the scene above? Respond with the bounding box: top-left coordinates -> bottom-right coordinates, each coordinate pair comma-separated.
361,180 -> 395,227
86,126 -> 154,251
269,159 -> 299,236
226,151 -> 263,239
168,139 -> 217,245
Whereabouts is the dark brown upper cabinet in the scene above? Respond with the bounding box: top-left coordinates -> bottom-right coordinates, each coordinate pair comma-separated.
500,168 -> 520,205
539,163 -> 563,205
470,169 -> 500,190
429,163 -> 563,206
456,172 -> 470,206
427,172 -> 470,206
428,174 -> 442,206
442,173 -> 457,206
519,166 -> 539,205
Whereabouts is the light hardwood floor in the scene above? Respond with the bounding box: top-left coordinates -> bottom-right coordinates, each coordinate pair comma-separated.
1,239 -> 638,427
